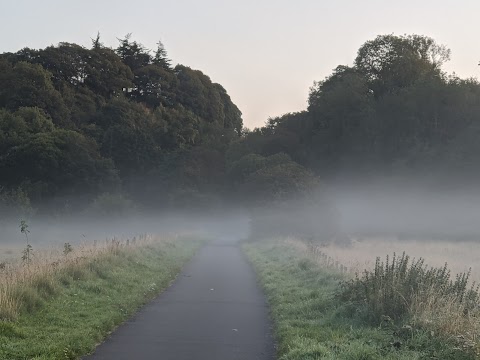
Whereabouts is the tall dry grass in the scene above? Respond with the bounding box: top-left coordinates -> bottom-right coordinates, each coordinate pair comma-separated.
410,288 -> 480,355
0,234 -> 160,321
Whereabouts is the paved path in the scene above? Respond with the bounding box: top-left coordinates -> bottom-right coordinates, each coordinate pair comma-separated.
85,239 -> 275,360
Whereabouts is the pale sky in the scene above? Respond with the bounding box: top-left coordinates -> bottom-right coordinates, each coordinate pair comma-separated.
1,0 -> 480,128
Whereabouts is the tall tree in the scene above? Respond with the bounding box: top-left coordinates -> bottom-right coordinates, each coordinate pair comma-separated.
0,60 -> 70,126
355,34 -> 450,97
116,34 -> 152,71
153,41 -> 172,70
91,32 -> 103,50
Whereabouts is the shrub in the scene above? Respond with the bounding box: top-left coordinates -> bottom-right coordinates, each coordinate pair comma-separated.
249,197 -> 338,242
63,242 -> 73,256
88,192 -> 135,216
340,252 -> 480,323
0,186 -> 34,220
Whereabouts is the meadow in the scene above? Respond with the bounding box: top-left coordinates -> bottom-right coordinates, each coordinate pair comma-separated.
244,237 -> 480,360
322,236 -> 480,282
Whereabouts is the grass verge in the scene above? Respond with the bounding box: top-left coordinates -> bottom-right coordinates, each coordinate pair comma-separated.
243,239 -> 477,360
0,236 -> 202,359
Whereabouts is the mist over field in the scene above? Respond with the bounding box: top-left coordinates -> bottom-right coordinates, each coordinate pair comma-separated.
2,179 -> 480,252
330,182 -> 480,239
0,210 -> 251,247
2,32 -> 480,288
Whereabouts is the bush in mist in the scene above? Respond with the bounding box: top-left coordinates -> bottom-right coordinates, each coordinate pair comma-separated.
249,195 -> 339,242
167,188 -> 222,211
226,152 -> 336,241
228,152 -> 319,203
0,186 -> 34,221
86,193 -> 135,216
340,252 -> 480,323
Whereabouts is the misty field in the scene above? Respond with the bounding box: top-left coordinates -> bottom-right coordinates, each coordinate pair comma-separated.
0,247 -> 19,263
321,236 -> 480,282
245,238 -> 480,360
0,234 -> 201,359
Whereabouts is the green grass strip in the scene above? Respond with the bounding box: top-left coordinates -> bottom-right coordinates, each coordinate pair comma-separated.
243,240 -> 476,360
0,239 -> 201,359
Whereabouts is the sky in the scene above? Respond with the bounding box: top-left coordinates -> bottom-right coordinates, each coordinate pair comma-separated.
1,0 -> 480,128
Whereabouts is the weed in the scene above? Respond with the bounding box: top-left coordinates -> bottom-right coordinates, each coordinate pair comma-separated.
19,219 -> 29,243
63,242 -> 73,256
19,219 -> 33,265
21,244 -> 33,265
340,252 -> 480,323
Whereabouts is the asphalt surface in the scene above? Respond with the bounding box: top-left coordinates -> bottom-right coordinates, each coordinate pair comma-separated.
84,239 -> 275,360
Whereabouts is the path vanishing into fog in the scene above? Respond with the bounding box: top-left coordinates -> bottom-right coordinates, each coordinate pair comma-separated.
85,237 -> 275,360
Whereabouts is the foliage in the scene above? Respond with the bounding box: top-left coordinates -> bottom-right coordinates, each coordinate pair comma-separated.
234,34 -> 480,185
21,244 -> 33,265
2,33 -> 480,213
228,152 -> 319,204
88,193 -> 135,216
249,197 -> 338,241
0,60 -> 69,126
355,34 -> 450,97
0,35 -> 244,212
19,219 -> 32,264
63,242 -> 73,256
0,186 -> 34,220
340,252 -> 480,323
19,219 -> 29,242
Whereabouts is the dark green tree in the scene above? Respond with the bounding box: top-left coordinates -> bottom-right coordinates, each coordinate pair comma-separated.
0,60 -> 70,126
153,41 -> 172,70
116,34 -> 152,71
355,34 -> 450,97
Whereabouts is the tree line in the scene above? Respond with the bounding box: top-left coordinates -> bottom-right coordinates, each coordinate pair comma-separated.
1,33 -> 479,218
232,35 -> 480,188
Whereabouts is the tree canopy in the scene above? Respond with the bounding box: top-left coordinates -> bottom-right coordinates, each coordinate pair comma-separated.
0,35 -> 243,213
1,33 -> 479,216
236,34 -> 480,186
